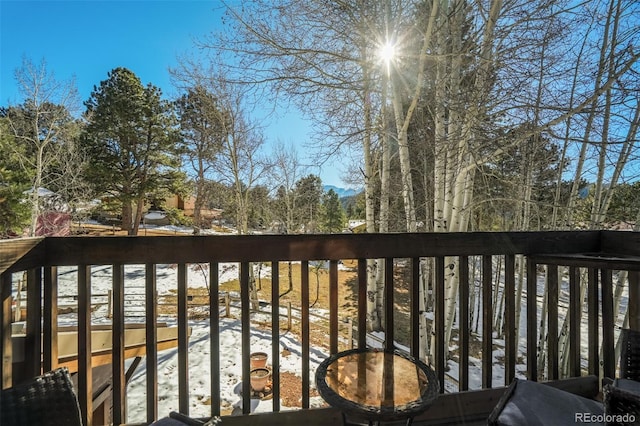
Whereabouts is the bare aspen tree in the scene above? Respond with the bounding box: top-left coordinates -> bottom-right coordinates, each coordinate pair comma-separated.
174,84 -> 227,234
430,0 -> 503,356
550,14 -> 595,229
173,61 -> 270,307
207,0 -> 390,327
193,0 -> 640,367
4,57 -> 80,236
563,0 -> 619,229
270,143 -> 304,234
271,144 -> 305,293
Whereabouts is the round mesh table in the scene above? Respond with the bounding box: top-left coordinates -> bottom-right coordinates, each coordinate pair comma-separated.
315,348 -> 439,425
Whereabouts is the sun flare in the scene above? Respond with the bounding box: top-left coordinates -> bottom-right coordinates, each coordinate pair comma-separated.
378,41 -> 397,64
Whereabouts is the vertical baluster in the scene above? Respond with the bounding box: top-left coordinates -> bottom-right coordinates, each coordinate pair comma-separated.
25,268 -> 42,377
384,258 -> 394,352
43,266 -> 58,372
459,256 -> 470,391
435,256 -> 445,393
112,264 -> 125,425
78,265 -> 93,426
410,257 -> 420,360
504,255 -> 516,385
1,271 -> 12,388
482,255 -> 492,389
146,263 -> 158,423
601,269 -> 614,379
526,258 -> 538,381
569,266 -> 581,377
547,265 -> 559,380
329,260 -> 338,355
240,262 -> 251,414
178,263 -> 189,415
587,268 -> 599,376
301,260 -> 310,409
271,262 -> 280,412
210,262 -> 220,417
357,259 -> 367,349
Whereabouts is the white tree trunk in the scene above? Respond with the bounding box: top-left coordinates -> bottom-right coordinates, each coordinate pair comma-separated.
436,0 -> 503,359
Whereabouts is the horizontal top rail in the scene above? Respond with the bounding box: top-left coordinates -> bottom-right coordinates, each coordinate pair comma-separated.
0,237 -> 44,275
529,253 -> 640,270
601,230 -> 640,256
19,231 -> 606,267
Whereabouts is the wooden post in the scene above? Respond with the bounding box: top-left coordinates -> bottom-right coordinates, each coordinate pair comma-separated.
210,262 -> 220,418
78,265 -> 93,426
225,293 -> 231,318
112,264 -> 125,426
178,264 -> 189,415
357,259 -> 367,349
384,258 -> 394,352
240,262 -> 251,415
43,266 -> 59,373
347,318 -> 353,349
25,268 -> 42,378
547,265 -> 559,381
301,261 -> 310,409
270,261 -> 280,412
287,302 -> 292,331
146,265 -> 158,424
329,260 -> 338,355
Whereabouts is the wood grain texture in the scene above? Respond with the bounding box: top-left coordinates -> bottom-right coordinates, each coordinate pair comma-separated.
40,231 -> 603,266
0,238 -> 44,274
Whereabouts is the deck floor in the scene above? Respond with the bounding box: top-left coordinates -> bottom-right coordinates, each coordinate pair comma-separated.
215,376 -> 601,426
138,377 -> 602,426
216,388 -> 504,426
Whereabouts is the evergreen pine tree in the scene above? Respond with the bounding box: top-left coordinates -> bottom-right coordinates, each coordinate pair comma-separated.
82,67 -> 183,235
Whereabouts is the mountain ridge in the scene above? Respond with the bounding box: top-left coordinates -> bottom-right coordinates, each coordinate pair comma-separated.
323,185 -> 361,198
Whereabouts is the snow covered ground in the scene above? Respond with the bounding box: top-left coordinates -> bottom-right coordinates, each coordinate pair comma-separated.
125,316 -> 328,423
52,261 -> 329,424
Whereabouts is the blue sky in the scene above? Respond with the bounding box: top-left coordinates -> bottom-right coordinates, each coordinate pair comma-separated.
0,0 -> 346,187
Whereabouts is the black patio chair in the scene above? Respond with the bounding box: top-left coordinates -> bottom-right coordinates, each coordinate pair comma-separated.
619,328 -> 640,382
487,376 -> 604,425
0,367 -> 83,426
602,328 -> 640,425
489,329 -> 640,425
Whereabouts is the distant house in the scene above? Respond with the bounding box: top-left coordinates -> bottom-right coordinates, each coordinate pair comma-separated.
163,194 -> 223,224
92,194 -> 223,228
348,220 -> 366,233
36,211 -> 71,236
23,188 -> 71,236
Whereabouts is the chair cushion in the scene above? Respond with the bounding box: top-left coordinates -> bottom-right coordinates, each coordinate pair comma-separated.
614,378 -> 640,395
0,368 -> 83,426
488,378 -> 604,426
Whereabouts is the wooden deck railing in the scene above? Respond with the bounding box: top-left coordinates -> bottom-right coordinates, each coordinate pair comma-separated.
2,231 -> 640,426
